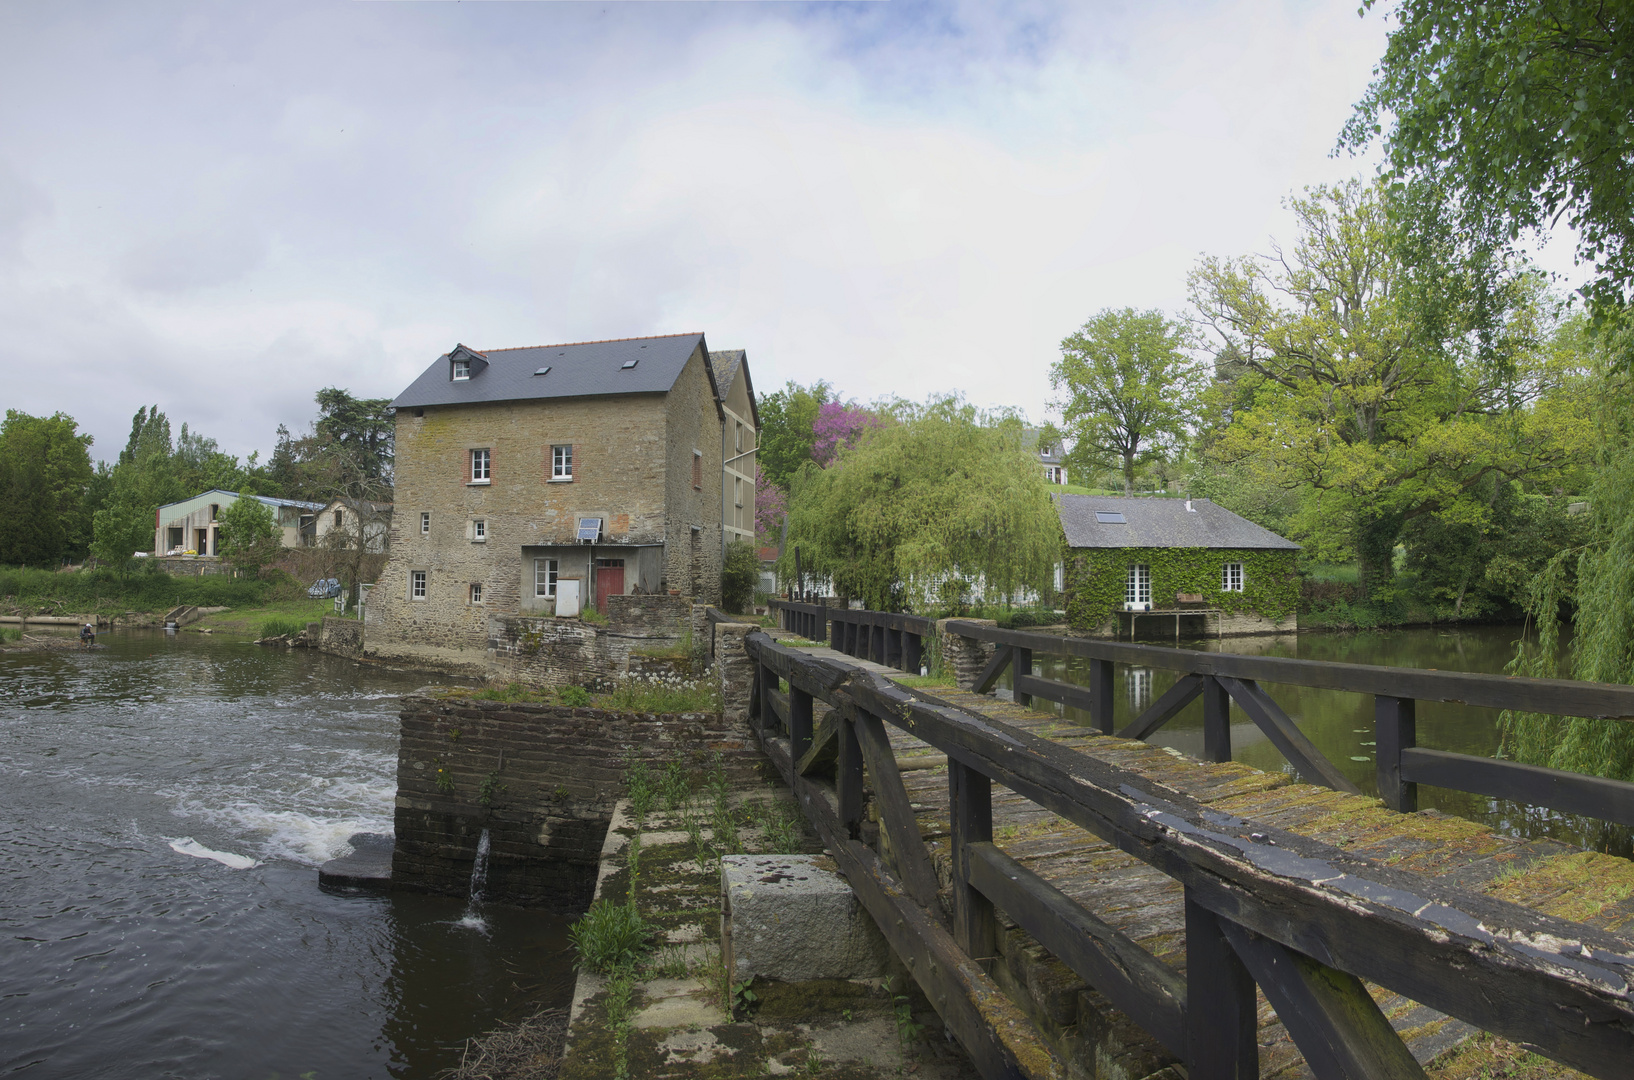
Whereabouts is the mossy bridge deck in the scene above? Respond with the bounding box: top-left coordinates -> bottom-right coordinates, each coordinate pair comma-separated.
735,602 -> 1634,1080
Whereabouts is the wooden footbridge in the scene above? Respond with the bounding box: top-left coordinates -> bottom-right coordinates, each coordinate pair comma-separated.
728,601 -> 1634,1080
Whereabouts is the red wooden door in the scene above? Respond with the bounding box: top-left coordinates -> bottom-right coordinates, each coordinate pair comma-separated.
595,563 -> 625,614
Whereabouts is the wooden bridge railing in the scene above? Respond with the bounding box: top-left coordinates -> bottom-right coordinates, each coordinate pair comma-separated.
943,620 -> 1634,829
743,629 -> 1634,1079
768,598 -> 934,674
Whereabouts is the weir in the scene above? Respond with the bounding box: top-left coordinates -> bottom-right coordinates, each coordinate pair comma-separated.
741,600 -> 1634,1079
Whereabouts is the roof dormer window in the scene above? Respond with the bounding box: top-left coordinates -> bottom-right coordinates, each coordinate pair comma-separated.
453,360 -> 471,381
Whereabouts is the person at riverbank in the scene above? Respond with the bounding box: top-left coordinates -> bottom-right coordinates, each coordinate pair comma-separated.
79,623 -> 95,648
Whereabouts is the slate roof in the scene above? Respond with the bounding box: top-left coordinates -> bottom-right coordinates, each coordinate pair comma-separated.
390,333 -> 709,410
1057,495 -> 1299,550
708,348 -> 760,428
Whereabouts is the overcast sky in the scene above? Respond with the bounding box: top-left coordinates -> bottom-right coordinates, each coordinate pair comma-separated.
0,1 -> 1580,465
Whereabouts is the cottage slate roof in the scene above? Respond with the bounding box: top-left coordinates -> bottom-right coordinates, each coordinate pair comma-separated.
1056,495 -> 1299,550
390,333 -> 708,410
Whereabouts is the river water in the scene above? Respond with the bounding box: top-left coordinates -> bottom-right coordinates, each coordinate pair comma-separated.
0,630 -> 576,1080
1000,623 -> 1616,852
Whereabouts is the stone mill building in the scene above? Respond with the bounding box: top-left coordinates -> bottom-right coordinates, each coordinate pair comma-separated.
369,332 -> 757,671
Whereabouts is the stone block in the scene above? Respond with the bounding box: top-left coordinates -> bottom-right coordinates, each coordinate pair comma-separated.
720,854 -> 888,982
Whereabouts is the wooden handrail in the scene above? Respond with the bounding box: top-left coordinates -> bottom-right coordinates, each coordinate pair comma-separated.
742,630 -> 1634,1079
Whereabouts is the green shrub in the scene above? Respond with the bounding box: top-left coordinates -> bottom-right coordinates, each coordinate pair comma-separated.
559,685 -> 592,707
597,673 -> 721,714
569,899 -> 652,972
258,616 -> 307,639
579,606 -> 608,625
721,540 -> 760,613
473,681 -> 553,703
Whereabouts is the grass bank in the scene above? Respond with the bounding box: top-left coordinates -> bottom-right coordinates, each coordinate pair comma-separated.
192,599 -> 341,638
0,564 -> 277,619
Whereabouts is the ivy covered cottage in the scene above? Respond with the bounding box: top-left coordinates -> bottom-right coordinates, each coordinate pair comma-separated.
1057,495 -> 1299,638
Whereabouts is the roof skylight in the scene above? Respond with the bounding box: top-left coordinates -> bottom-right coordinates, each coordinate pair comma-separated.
621,359 -> 638,369
1094,511 -> 1127,524
533,366 -> 551,376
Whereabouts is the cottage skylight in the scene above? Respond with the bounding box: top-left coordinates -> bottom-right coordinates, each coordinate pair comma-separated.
621,359 -> 638,369
533,366 -> 551,376
577,517 -> 603,542
1095,511 -> 1127,524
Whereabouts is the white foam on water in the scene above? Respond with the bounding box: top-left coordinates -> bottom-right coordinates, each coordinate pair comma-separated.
168,837 -> 261,869
454,914 -> 489,934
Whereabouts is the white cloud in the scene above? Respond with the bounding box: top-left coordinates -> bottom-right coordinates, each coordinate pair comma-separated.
0,0 -> 1573,465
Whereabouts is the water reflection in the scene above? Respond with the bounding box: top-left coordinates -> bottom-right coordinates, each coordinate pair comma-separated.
1002,624 -> 1625,852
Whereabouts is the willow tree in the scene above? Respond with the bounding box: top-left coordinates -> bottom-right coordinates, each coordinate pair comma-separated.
1502,330 -> 1634,782
781,396 -> 1059,611
1188,179 -> 1588,599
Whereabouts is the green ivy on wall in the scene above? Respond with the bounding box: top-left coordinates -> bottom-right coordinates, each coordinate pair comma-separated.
1063,546 -> 1299,632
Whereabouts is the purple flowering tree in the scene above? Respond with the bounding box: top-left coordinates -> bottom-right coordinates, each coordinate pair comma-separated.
754,465 -> 787,542
811,401 -> 881,467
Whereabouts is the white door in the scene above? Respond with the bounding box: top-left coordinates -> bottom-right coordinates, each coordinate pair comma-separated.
555,578 -> 582,618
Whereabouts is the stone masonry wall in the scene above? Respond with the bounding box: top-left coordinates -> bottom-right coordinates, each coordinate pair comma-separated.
715,621 -> 758,724
393,691 -> 765,908
318,615 -> 364,658
663,347 -> 725,603
370,390 -> 676,666
487,593 -> 695,688
937,618 -> 997,690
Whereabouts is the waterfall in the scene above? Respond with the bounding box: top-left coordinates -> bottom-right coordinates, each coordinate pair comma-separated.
458,828 -> 491,930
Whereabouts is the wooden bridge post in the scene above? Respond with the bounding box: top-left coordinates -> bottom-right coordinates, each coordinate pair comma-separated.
1185,890 -> 1258,1079
759,662 -> 778,733
789,685 -> 814,763
1376,695 -> 1418,813
949,760 -> 996,966
1202,676 -> 1232,762
1014,647 -> 1033,706
837,711 -> 865,839
1089,658 -> 1115,734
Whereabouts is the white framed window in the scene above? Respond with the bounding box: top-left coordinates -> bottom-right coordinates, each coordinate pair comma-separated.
420,512 -> 430,535
734,476 -> 743,508
410,570 -> 427,599
1222,562 -> 1244,592
473,518 -> 486,542
534,558 -> 559,598
735,422 -> 744,454
453,359 -> 470,381
1125,564 -> 1151,605
470,582 -> 483,604
470,448 -> 490,483
551,444 -> 573,480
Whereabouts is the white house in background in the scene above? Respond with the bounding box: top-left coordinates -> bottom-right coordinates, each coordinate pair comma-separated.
312,499 -> 394,553
153,489 -> 326,556
1023,427 -> 1069,486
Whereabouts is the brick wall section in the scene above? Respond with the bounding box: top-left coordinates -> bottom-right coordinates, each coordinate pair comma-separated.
937,618 -> 997,690
319,616 -> 363,658
393,690 -> 765,907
